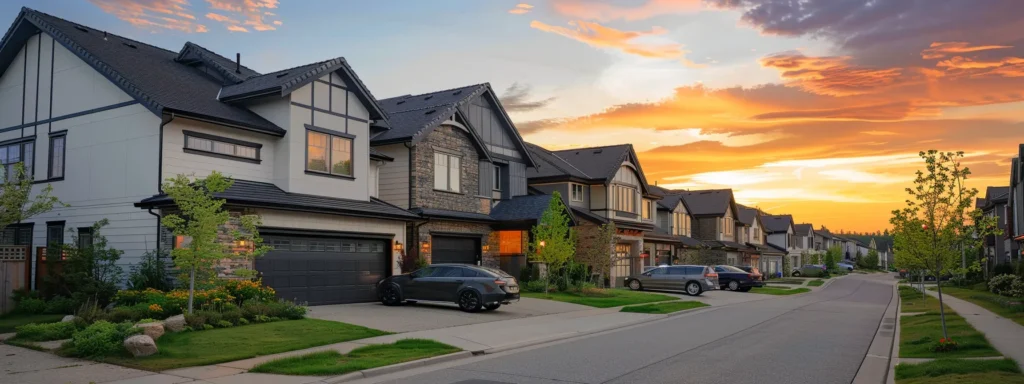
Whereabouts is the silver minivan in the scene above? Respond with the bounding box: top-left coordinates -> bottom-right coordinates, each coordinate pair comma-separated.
624,265 -> 719,296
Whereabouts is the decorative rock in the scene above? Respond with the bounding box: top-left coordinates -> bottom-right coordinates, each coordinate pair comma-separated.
163,314 -> 186,332
124,335 -> 158,357
61,315 -> 76,323
135,322 -> 165,340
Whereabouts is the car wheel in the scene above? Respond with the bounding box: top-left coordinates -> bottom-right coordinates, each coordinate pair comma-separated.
793,271 -> 801,277
628,279 -> 643,291
483,303 -> 501,311
728,280 -> 740,291
380,285 -> 402,306
458,290 -> 483,313
686,281 -> 703,296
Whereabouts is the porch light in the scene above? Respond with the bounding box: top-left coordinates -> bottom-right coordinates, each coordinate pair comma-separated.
482,244 -> 490,252
236,240 -> 247,247
539,240 -> 547,247
420,241 -> 430,252
393,241 -> 403,252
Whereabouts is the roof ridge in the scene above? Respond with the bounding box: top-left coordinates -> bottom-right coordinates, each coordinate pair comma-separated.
380,83 -> 487,102
551,143 -> 632,153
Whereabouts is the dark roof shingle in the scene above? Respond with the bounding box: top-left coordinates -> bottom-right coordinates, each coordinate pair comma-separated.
525,142 -> 593,180
680,189 -> 734,216
551,145 -> 633,181
761,214 -> 794,233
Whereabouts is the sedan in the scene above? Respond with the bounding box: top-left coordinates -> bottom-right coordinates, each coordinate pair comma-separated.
624,265 -> 719,296
737,266 -> 763,281
836,262 -> 855,271
714,265 -> 764,292
377,264 -> 520,312
793,264 -> 828,277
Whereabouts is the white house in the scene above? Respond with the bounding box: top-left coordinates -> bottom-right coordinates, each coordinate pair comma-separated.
0,8 -> 421,305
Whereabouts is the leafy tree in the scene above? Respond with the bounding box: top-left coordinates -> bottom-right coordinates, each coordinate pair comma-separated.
782,253 -> 792,277
825,245 -> 841,271
161,172 -> 270,313
47,219 -> 123,306
0,163 -> 65,230
890,150 -> 1000,340
859,249 -> 880,270
528,191 -> 575,293
576,220 -> 616,287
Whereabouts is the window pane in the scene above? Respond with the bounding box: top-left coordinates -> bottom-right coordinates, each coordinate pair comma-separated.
450,156 -> 460,192
50,137 -> 64,178
236,146 -> 256,159
187,136 -> 213,152
330,137 -> 352,176
307,131 -> 328,172
434,153 -> 447,190
498,231 -> 523,254
8,144 -> 19,163
212,141 -> 234,155
23,142 -> 32,175
493,166 -> 500,190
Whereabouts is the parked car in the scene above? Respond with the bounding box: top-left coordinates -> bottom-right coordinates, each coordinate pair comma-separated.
836,262 -> 855,271
376,264 -> 520,312
714,265 -> 764,291
792,264 -> 828,277
625,265 -> 719,296
737,266 -> 763,281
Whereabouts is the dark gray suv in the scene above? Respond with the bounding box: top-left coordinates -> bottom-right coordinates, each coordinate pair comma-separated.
377,264 -> 520,312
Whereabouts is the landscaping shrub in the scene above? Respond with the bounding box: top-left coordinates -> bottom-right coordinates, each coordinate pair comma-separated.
970,294 -> 1024,313
989,274 -> 1022,297
15,298 -> 46,314
112,287 -> 235,315
221,279 -> 276,305
994,263 -> 1015,277
105,304 -> 163,323
44,296 -> 77,315
15,321 -> 77,341
239,299 -> 306,320
971,282 -> 989,292
46,220 -> 124,307
219,306 -> 244,325
74,299 -> 108,324
68,321 -> 140,358
524,280 -> 548,293
185,313 -> 209,329
215,320 -> 233,328
126,250 -> 173,292
238,318 -> 249,325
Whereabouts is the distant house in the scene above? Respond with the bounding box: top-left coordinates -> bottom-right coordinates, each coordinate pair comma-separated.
762,214 -> 798,271
646,185 -> 703,266
793,223 -> 815,257
980,186 -> 1017,271
680,189 -> 746,265
738,205 -> 785,277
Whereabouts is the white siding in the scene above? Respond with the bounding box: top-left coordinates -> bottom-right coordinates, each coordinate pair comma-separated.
162,118 -> 277,183
369,160 -> 379,198
375,144 -> 409,208
50,35 -> 133,117
255,209 -> 407,273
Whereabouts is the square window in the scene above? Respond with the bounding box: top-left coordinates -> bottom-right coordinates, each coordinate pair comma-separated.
570,184 -> 584,202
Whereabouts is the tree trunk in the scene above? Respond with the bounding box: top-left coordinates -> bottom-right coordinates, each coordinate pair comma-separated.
936,279 -> 949,340
187,266 -> 196,314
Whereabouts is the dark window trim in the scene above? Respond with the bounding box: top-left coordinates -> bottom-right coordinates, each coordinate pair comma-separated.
77,227 -> 94,249
0,100 -> 140,135
0,136 -> 36,181
492,164 -> 501,191
182,130 -> 262,164
291,102 -> 368,123
304,126 -> 355,179
0,135 -> 34,147
433,151 -> 462,193
48,132 -> 66,179
314,79 -> 347,90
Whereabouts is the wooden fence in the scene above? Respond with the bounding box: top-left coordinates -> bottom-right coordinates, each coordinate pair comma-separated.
0,246 -> 29,314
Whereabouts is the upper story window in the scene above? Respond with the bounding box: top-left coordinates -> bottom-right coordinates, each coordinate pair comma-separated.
493,165 -> 501,191
0,140 -> 33,181
434,152 -> 461,193
184,131 -> 260,163
571,184 -> 584,202
642,200 -> 652,220
674,211 -> 690,236
722,216 -> 733,237
306,129 -> 353,178
612,184 -> 638,213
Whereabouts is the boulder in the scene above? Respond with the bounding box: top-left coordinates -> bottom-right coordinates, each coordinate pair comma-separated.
124,335 -> 158,357
60,315 -> 76,323
163,314 -> 186,332
135,322 -> 165,340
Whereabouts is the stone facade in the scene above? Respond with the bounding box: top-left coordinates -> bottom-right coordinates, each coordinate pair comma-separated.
410,125 -> 485,213
414,220 -> 499,268
157,209 -> 257,280
692,217 -> 719,241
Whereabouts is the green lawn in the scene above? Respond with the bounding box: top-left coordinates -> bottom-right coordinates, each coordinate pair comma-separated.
898,371 -> 1024,384
522,289 -> 679,308
620,301 -> 708,314
895,358 -> 1020,381
100,319 -> 390,371
748,287 -> 811,296
808,280 -> 825,287
898,290 -> 1001,358
250,339 -> 460,376
0,313 -> 64,333
929,286 -> 1024,327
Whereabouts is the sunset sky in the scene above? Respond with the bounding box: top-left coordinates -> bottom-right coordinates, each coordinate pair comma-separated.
4,0 -> 1022,233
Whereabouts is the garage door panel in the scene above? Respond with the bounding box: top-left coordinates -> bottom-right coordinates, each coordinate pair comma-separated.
256,235 -> 388,306
432,236 -> 479,265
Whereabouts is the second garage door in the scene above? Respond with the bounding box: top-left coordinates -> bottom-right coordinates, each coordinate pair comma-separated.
255,235 -> 388,305
431,236 -> 479,265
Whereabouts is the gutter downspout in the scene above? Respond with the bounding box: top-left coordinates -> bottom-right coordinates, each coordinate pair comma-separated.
152,114 -> 175,262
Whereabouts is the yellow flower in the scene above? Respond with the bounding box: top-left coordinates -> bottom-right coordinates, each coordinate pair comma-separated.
149,304 -> 163,312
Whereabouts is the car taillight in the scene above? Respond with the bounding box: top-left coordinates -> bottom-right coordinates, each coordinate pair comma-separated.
705,272 -> 718,278
747,273 -> 752,280
494,280 -> 507,286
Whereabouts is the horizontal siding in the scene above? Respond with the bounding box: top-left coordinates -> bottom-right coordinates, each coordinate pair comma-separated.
162,118 -> 277,183
375,144 -> 410,209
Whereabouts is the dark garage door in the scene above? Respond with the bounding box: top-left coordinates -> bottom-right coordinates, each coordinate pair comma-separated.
255,235 -> 388,305
431,236 -> 479,265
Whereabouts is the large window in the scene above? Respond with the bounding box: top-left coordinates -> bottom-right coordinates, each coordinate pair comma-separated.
306,130 -> 353,177
498,231 -> 523,255
613,185 -> 638,213
0,140 -> 33,181
184,131 -> 259,162
433,152 -> 461,192
570,184 -> 584,202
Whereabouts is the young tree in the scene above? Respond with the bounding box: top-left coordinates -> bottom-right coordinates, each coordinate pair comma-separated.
528,191 -> 575,293
0,163 -> 65,230
890,150 -> 999,340
47,219 -> 123,306
576,221 -> 616,287
825,245 -> 841,271
161,172 -> 270,313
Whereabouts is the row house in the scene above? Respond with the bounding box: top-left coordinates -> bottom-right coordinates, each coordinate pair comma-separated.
762,214 -> 798,270
1010,144 -> 1024,259
525,143 -> 659,287
646,185 -> 703,266
0,8 -> 427,305
979,186 -> 1016,270
680,189 -> 746,265
737,205 -> 785,277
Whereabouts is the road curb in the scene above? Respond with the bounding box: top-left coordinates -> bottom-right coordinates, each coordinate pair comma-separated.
322,350 -> 477,383
853,282 -> 899,384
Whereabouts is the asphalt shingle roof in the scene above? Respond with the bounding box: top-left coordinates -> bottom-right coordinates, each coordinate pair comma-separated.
761,214 -> 794,233
794,224 -> 813,236
18,9 -> 285,135
136,180 -> 420,221
525,142 -> 593,180
680,189 -> 734,216
736,205 -> 758,226
372,84 -> 488,144
551,145 -> 633,182
489,195 -> 563,222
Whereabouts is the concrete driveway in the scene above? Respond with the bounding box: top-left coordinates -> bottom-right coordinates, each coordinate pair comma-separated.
307,297 -> 592,333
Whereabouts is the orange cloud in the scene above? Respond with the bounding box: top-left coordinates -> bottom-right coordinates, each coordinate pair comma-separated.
205,12 -> 238,23
87,0 -> 206,33
760,52 -> 911,96
227,24 -> 248,32
551,0 -> 702,21
921,42 -> 1012,59
206,0 -> 280,31
509,3 -> 533,15
530,20 -> 702,67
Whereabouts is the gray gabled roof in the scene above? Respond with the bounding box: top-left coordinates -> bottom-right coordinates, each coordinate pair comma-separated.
1,8 -> 285,135
680,189 -> 734,217
175,42 -> 260,83
736,205 -> 758,226
489,194 -> 575,225
369,147 -> 393,161
551,144 -> 632,182
525,142 -> 595,181
794,223 -> 813,236
649,185 -> 685,211
761,214 -> 794,234
136,180 -> 420,221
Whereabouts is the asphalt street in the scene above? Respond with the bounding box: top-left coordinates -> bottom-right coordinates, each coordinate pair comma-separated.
369,273 -> 895,384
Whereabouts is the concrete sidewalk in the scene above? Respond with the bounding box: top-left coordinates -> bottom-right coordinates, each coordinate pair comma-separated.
924,288 -> 1024,369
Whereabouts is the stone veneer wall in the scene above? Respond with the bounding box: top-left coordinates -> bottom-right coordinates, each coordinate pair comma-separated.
410,125 -> 486,213
158,210 -> 257,280
415,220 -> 499,268
692,217 -> 719,241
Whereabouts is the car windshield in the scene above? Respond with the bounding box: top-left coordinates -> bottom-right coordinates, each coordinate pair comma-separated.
719,265 -> 746,273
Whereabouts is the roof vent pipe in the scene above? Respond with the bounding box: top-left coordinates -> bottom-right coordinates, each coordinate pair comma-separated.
235,53 -> 241,74
103,31 -> 108,41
